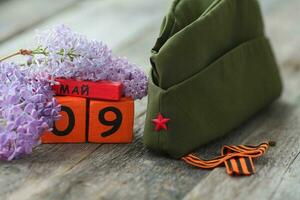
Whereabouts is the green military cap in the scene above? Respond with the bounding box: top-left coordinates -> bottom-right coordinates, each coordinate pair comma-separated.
143,0 -> 282,159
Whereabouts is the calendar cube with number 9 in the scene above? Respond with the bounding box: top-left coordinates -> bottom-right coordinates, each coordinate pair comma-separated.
88,98 -> 134,143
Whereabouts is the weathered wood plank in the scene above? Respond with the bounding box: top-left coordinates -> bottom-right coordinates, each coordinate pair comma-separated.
271,151 -> 300,200
183,1 -> 300,200
0,0 -> 168,58
0,0 -> 80,44
0,144 -> 101,199
260,0 -> 294,13
262,0 -> 300,64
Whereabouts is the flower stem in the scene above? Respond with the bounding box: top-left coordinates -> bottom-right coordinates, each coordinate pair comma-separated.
0,52 -> 21,62
0,47 -> 80,63
0,49 -> 33,62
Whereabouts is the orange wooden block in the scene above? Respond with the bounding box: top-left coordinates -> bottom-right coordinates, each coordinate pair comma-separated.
42,96 -> 87,143
88,98 -> 134,143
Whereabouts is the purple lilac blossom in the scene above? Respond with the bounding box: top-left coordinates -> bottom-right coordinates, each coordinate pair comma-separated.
0,62 -> 60,160
30,25 -> 148,100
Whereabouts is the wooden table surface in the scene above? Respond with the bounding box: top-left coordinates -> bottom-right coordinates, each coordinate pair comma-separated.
0,0 -> 299,199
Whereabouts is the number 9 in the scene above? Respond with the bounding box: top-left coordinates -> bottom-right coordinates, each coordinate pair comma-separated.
98,107 -> 122,137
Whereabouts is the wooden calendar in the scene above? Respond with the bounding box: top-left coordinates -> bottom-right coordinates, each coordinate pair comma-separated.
42,80 -> 134,144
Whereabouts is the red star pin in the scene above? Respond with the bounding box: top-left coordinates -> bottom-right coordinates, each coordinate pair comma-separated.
152,113 -> 170,131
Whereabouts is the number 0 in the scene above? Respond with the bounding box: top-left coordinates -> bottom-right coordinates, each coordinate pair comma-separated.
52,106 -> 75,136
98,107 -> 122,137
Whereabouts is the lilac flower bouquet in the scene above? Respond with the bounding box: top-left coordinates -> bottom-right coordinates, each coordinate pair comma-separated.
0,25 -> 148,160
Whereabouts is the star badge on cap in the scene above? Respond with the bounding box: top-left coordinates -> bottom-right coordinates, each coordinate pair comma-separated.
152,113 -> 170,131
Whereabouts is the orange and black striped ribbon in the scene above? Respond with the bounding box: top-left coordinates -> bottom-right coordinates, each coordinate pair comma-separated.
182,141 -> 273,176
